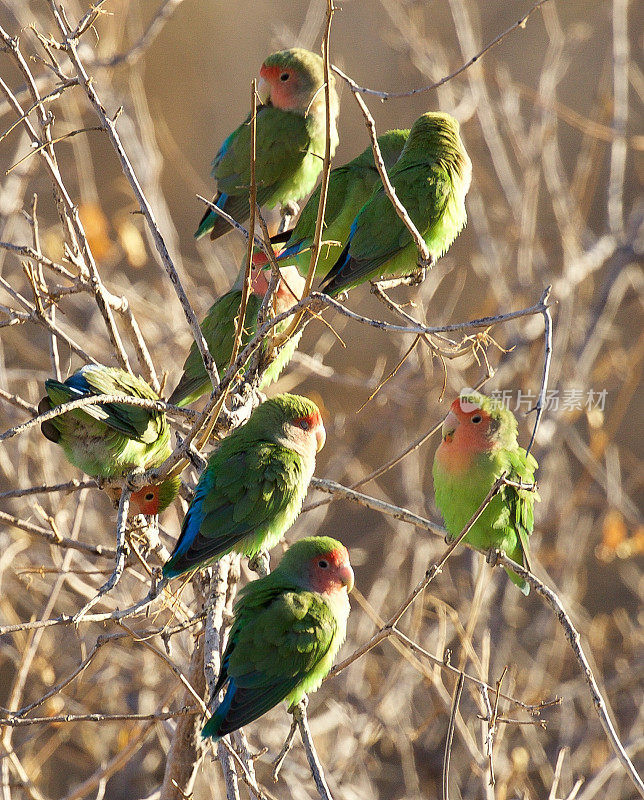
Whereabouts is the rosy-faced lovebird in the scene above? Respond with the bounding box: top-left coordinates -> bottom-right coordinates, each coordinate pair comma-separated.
253,130 -> 409,277
432,391 -> 539,594
162,394 -> 325,577
39,365 -> 181,515
196,48 -> 339,241
319,112 -> 472,296
168,263 -> 306,407
201,535 -> 353,741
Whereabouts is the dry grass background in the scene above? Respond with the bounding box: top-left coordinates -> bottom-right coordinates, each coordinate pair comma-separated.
0,1 -> 642,799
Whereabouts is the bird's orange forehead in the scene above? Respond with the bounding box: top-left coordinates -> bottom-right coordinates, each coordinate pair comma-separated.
259,64 -> 291,83
130,485 -> 159,515
293,410 -> 323,429
452,395 -> 486,419
322,545 -> 349,567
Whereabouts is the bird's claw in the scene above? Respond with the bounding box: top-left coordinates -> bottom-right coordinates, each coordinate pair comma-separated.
248,551 -> 270,577
486,548 -> 504,567
126,467 -> 145,492
407,266 -> 427,285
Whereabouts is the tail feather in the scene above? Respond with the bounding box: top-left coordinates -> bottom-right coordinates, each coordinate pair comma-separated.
167,373 -> 208,408
195,193 -> 232,240
38,396 -> 60,443
318,239 -> 352,296
201,680 -> 236,742
505,566 -> 530,595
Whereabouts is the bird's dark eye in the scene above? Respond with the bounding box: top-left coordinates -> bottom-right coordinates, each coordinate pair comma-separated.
299,419 -> 310,431
144,492 -> 155,502
471,414 -> 482,424
318,559 -> 329,569
280,72 -> 290,81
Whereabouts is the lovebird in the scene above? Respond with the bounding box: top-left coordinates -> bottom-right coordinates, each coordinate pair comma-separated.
39,365 -> 181,515
162,394 -> 325,577
196,48 -> 339,240
253,130 -> 409,277
201,535 -> 353,741
319,111 -> 472,296
168,264 -> 306,407
432,390 -> 540,594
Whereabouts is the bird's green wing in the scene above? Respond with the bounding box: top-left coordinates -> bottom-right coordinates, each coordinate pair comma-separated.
351,161 -> 451,269
206,591 -> 337,737
45,368 -> 163,444
163,442 -> 304,576
81,368 -> 164,444
499,447 -> 539,571
289,164 -> 356,246
321,161 -> 451,291
168,291 -> 262,406
214,106 -> 311,206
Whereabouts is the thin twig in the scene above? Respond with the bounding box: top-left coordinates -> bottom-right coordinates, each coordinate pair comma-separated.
527,285 -> 553,454
272,0 -> 335,347
496,553 -> 644,798
271,717 -> 298,782
293,700 -> 334,800
0,709 -> 194,726
72,485 -> 131,623
442,672 -> 465,800
330,0 -> 551,99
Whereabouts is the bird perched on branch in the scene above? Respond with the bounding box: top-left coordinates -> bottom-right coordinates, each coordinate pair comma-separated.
195,48 -> 339,241
167,263 -> 305,407
39,365 -> 181,516
252,129 -> 409,277
162,394 -> 325,578
201,536 -> 353,741
319,111 -> 471,296
432,390 -> 539,594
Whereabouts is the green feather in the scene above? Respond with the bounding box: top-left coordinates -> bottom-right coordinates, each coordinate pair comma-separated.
432,391 -> 539,594
202,536 -> 350,740
278,129 -> 409,277
163,394 -> 321,577
168,284 -> 302,407
319,112 -> 471,295
196,49 -> 339,240
41,365 -> 172,479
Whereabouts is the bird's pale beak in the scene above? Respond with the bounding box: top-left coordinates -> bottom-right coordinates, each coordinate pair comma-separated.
338,564 -> 355,593
315,425 -> 326,453
257,76 -> 271,105
441,410 -> 459,443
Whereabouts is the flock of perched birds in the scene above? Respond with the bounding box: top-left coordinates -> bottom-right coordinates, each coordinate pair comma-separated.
37,48 -> 539,743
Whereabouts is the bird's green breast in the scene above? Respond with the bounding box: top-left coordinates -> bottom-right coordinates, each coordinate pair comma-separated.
433,449 -> 504,547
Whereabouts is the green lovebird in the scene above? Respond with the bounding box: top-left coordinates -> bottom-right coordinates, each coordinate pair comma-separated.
432,390 -> 540,594
252,130 -> 409,277
162,394 -> 325,577
167,264 -> 306,407
39,365 -> 181,515
201,535 -> 353,741
319,111 -> 472,296
196,48 -> 339,241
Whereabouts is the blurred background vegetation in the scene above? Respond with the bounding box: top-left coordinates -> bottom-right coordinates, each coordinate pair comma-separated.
0,0 -> 642,798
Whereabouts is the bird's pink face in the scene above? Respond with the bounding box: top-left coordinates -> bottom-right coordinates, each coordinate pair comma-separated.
105,484 -> 161,516
130,485 -> 162,516
250,265 -> 305,312
307,546 -> 354,595
288,408 -> 326,453
258,63 -> 303,110
438,396 -> 496,468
